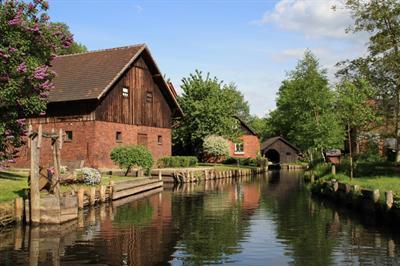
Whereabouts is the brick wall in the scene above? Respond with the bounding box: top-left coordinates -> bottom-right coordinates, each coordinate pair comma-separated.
228,135 -> 260,159
14,120 -> 172,170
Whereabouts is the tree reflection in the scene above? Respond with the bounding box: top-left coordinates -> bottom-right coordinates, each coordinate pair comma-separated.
171,180 -> 259,264
260,171 -> 339,265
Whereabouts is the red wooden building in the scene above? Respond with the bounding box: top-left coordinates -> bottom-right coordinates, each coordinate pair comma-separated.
15,44 -> 183,169
228,117 -> 260,159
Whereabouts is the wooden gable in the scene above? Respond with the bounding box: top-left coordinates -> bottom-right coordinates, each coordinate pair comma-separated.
95,56 -> 172,128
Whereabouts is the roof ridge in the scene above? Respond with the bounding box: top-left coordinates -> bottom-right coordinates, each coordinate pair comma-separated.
55,43 -> 146,58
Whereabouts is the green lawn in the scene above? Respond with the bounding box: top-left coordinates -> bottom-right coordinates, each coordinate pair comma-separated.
0,171 -> 29,203
321,173 -> 400,193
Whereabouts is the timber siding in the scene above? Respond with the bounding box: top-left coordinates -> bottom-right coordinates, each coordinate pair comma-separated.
96,57 -> 172,128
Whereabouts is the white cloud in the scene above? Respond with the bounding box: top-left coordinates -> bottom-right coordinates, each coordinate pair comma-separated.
135,5 -> 144,13
273,47 -> 330,62
256,0 -> 353,39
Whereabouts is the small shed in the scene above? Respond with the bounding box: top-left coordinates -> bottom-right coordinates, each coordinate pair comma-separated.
325,149 -> 341,165
261,137 -> 299,164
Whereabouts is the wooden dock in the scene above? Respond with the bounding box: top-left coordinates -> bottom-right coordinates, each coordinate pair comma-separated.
152,167 -> 266,183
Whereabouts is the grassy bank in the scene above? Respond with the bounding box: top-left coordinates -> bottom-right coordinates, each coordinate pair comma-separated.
306,159 -> 400,193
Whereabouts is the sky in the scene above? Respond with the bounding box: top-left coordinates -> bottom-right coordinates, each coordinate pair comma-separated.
47,0 -> 369,117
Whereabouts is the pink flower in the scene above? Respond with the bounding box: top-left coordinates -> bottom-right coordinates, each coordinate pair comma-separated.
8,47 -> 17,53
40,80 -> 54,90
16,118 -> 25,126
28,2 -> 35,11
17,63 -> 27,73
33,65 -> 48,80
39,111 -> 46,116
28,24 -> 40,33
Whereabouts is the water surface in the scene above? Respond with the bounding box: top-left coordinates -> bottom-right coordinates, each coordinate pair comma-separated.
1,171 -> 400,265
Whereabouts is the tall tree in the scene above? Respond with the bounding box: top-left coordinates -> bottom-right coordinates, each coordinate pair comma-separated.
343,0 -> 400,161
0,0 -> 73,166
336,78 -> 376,179
173,70 -> 250,156
267,51 -> 344,159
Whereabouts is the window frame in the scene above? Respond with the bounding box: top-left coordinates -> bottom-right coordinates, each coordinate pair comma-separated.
116,131 -> 122,142
234,143 -> 244,155
122,87 -> 129,98
65,130 -> 73,142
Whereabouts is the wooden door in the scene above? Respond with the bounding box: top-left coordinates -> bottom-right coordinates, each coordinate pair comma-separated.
137,133 -> 148,147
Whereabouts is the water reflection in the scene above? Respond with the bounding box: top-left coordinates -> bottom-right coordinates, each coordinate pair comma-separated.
0,172 -> 399,265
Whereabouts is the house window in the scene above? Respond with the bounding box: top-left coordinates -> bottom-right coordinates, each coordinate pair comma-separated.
234,143 -> 244,154
146,91 -> 153,103
122,87 -> 129,98
157,135 -> 163,145
65,131 -> 73,141
116,131 -> 122,142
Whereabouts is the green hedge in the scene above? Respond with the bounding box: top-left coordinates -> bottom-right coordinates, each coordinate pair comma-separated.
223,157 -> 267,167
157,156 -> 198,168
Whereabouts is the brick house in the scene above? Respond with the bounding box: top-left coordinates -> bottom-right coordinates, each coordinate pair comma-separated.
15,44 -> 183,169
228,117 -> 260,159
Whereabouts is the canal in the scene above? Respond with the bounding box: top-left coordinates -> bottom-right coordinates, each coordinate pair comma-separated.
1,171 -> 400,265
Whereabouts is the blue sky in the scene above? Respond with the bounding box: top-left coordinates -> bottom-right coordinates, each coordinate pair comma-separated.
48,0 -> 367,117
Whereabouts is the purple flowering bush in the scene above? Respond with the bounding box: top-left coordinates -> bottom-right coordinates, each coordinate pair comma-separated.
0,0 -> 73,167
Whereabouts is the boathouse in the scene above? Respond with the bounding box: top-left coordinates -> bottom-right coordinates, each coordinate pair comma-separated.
228,117 -> 260,159
261,136 -> 299,164
15,44 -> 183,169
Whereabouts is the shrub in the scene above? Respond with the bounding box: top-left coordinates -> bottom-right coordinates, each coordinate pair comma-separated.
157,156 -> 198,168
223,156 -> 267,167
110,145 -> 154,176
76,168 -> 101,185
203,135 -> 230,161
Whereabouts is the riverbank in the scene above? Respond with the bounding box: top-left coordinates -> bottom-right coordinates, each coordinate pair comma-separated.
306,161 -> 400,221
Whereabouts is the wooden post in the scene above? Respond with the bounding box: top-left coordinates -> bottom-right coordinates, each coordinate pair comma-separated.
29,226 -> 39,266
51,128 -> 61,198
77,189 -> 84,209
14,197 -> 24,225
109,181 -> 114,200
30,125 -> 41,225
385,191 -> 393,209
372,189 -> 380,203
158,170 -> 162,181
99,185 -> 106,203
89,187 -> 96,206
331,164 -> 336,176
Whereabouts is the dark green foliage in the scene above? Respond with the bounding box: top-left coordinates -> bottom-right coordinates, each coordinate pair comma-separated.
223,156 -> 267,167
110,145 -> 153,176
113,199 -> 153,226
266,51 -> 344,154
157,156 -> 198,168
173,70 -> 250,155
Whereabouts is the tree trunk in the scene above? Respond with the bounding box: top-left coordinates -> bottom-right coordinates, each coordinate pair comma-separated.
395,85 -> 400,162
321,149 -> 326,162
347,124 -> 354,180
124,166 -> 131,176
